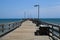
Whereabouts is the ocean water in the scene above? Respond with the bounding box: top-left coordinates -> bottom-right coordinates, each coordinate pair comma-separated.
40,18 -> 60,25
0,19 -> 22,24
0,18 -> 60,24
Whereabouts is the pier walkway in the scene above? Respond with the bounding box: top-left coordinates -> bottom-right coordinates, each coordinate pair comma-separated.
0,20 -> 50,40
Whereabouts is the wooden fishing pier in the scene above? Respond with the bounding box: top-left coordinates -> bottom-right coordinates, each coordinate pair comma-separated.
0,19 -> 60,40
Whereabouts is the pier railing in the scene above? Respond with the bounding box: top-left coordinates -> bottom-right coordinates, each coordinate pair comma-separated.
31,19 -> 60,40
0,20 -> 25,37
42,22 -> 60,40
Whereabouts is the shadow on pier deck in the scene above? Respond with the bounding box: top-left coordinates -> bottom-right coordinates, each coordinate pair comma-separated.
0,20 -> 50,40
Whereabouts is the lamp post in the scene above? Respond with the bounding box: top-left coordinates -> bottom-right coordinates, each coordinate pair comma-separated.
24,12 -> 26,19
34,4 -> 40,20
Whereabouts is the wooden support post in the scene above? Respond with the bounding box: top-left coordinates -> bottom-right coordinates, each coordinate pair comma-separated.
9,24 -> 10,30
59,26 -> 60,39
2,25 -> 4,32
13,24 -> 14,28
52,26 -> 53,36
52,25 -> 55,40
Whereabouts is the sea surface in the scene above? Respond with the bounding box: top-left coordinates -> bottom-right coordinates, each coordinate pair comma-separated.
0,18 -> 60,24
0,19 -> 22,24
40,18 -> 60,25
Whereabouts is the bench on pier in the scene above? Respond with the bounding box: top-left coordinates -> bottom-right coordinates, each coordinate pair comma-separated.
35,25 -> 50,36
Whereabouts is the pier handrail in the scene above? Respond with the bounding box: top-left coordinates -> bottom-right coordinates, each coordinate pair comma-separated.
31,19 -> 60,40
42,22 -> 60,40
0,19 -> 26,37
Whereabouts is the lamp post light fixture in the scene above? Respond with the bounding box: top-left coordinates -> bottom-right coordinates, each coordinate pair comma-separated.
34,4 -> 40,20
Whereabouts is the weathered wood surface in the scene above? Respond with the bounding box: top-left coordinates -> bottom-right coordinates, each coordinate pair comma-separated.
0,20 -> 50,40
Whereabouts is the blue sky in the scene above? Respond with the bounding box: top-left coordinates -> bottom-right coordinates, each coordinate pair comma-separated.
0,0 -> 60,18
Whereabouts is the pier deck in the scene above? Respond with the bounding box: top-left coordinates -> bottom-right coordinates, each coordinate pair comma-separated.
0,20 -> 50,40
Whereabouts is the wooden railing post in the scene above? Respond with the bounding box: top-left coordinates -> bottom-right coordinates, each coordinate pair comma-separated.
52,25 -> 53,36
52,25 -> 55,40
13,24 -> 14,28
59,26 -> 60,39
2,25 -> 4,32
9,24 -> 10,30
